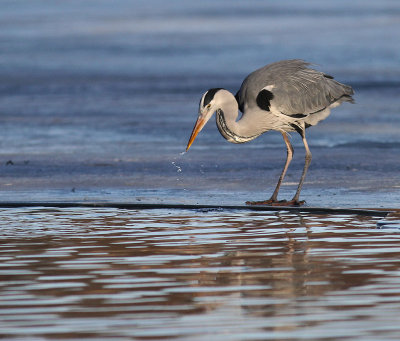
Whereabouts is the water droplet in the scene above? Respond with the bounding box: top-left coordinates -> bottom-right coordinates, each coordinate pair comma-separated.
171,161 -> 182,174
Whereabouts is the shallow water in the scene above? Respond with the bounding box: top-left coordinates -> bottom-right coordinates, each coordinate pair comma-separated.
1,207 -> 400,340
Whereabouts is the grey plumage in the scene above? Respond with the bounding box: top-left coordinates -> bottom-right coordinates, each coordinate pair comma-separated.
236,59 -> 353,118
186,59 -> 354,206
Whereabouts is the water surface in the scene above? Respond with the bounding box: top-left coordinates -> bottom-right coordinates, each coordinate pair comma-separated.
1,208 -> 400,340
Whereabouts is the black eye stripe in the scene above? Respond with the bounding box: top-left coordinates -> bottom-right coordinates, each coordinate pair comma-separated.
203,88 -> 224,107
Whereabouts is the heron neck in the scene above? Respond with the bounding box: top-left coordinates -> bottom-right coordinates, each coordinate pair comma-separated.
215,98 -> 263,144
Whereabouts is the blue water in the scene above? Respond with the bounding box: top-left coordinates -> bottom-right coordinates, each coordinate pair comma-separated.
1,207 -> 400,340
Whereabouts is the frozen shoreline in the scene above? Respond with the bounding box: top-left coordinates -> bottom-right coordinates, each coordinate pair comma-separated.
0,0 -> 399,209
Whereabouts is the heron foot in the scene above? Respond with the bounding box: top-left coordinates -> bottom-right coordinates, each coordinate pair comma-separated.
246,199 -> 278,206
246,199 -> 305,206
283,199 -> 305,207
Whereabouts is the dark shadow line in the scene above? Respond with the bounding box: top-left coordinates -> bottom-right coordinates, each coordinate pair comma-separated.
0,202 -> 392,217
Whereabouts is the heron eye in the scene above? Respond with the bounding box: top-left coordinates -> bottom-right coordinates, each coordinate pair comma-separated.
206,104 -> 211,109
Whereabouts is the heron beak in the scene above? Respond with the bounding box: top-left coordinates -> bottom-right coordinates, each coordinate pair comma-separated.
186,115 -> 207,151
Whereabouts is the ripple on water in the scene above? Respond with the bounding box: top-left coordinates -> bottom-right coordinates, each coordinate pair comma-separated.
0,207 -> 400,340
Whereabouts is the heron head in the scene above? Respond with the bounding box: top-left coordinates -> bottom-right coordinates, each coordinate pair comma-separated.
186,88 -> 224,151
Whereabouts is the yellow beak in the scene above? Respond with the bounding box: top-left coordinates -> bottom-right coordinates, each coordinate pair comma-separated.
186,115 -> 207,151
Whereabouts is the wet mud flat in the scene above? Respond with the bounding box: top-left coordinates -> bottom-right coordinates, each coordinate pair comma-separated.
1,207 -> 400,340
0,140 -> 399,208
0,81 -> 399,208
0,60 -> 399,208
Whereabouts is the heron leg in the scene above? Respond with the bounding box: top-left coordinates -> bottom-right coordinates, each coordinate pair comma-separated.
246,131 -> 293,205
290,130 -> 312,205
270,131 -> 294,201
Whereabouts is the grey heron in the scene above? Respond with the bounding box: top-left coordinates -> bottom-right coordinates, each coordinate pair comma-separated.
186,59 -> 354,206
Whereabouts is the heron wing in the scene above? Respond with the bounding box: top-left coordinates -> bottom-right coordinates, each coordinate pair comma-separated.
237,60 -> 354,116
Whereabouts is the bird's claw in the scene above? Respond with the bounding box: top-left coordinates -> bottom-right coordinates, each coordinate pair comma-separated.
246,199 -> 305,206
246,199 -> 281,206
284,199 -> 305,206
